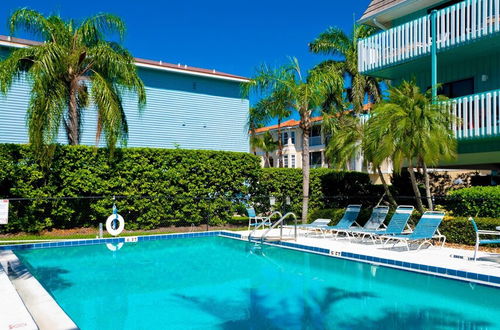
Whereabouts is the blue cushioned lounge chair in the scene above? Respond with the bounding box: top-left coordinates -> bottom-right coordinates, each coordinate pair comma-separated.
294,218 -> 332,237
381,211 -> 446,251
470,217 -> 500,261
323,205 -> 362,237
347,205 -> 414,242
335,206 -> 390,239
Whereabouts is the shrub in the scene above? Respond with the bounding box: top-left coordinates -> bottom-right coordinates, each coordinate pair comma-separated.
440,216 -> 500,245
446,186 -> 500,217
251,168 -> 377,215
0,144 -> 261,233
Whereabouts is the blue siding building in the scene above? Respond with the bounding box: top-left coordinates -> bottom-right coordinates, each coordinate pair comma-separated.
0,36 -> 249,152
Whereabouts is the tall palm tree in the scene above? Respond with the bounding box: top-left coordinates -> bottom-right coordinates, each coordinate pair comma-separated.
309,25 -> 381,113
0,8 -> 146,150
323,112 -> 398,206
247,105 -> 270,155
243,57 -> 343,222
369,80 -> 457,212
250,131 -> 278,168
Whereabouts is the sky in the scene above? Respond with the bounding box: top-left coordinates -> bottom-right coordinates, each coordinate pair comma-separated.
0,0 -> 371,121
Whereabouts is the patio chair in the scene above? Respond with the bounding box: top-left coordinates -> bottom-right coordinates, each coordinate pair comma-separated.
381,211 -> 446,251
348,205 -> 415,242
469,217 -> 500,261
323,205 -> 362,237
337,206 -> 390,239
246,207 -> 272,231
293,218 -> 332,237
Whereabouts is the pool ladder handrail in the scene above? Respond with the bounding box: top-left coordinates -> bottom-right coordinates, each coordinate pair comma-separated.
248,211 -> 282,242
260,212 -> 298,243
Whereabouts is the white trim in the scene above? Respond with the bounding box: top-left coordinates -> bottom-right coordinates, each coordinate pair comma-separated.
0,39 -> 249,83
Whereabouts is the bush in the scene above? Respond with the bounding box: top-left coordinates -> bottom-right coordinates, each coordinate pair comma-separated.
0,144 -> 261,233
446,186 -> 500,217
251,168 -> 378,215
440,216 -> 500,245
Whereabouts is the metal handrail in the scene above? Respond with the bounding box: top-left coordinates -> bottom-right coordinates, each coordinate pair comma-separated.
248,211 -> 283,242
260,212 -> 298,243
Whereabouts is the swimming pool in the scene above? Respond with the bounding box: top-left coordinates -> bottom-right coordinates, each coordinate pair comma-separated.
15,236 -> 500,329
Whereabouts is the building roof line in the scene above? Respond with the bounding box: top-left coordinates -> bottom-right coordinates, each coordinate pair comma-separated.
0,35 -> 249,83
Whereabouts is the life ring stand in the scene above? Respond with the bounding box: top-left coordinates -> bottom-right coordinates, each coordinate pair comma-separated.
106,213 -> 124,236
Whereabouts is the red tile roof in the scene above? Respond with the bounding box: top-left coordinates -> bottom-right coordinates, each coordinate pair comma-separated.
0,35 -> 249,82
254,103 -> 373,134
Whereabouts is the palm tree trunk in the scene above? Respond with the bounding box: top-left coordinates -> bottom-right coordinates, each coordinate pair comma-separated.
422,162 -> 434,210
407,163 -> 424,213
301,124 -> 311,223
277,119 -> 283,168
67,79 -> 80,145
377,166 -> 397,207
264,152 -> 270,168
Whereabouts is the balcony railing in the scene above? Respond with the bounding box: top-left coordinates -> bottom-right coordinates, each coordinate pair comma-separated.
309,135 -> 323,146
449,89 -> 500,139
359,0 -> 500,73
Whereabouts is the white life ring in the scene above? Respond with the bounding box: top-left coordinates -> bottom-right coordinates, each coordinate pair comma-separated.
106,213 -> 124,236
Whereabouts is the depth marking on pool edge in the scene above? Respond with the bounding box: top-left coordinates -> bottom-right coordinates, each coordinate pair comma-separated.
124,236 -> 138,243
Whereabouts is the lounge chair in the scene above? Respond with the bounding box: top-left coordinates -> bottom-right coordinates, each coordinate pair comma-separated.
322,204 -> 362,237
469,217 -> 500,261
246,207 -> 272,231
347,205 -> 415,242
294,218 -> 332,237
336,206 -> 390,239
381,211 -> 446,251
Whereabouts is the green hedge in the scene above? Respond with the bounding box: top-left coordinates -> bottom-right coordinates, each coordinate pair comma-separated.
251,168 -> 378,215
0,144 -> 261,233
440,216 -> 500,245
446,186 -> 500,217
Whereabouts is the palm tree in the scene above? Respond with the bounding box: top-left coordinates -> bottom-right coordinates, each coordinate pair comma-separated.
247,105 -> 270,155
250,95 -> 291,166
250,131 -> 278,168
369,80 -> 457,212
243,57 -> 343,222
0,8 -> 146,151
309,25 -> 381,113
323,112 -> 398,206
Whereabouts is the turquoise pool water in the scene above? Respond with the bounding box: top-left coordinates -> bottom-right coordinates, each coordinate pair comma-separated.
15,236 -> 500,329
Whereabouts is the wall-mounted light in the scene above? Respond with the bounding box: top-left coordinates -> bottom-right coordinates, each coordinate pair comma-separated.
482,74 -> 489,82
269,196 -> 276,206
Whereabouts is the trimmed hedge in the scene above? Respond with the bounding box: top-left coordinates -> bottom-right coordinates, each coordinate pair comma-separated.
446,186 -> 500,218
251,168 -> 379,215
0,144 -> 261,233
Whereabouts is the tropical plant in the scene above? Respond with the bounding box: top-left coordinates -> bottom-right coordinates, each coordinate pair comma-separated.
323,112 -> 398,206
248,95 -> 291,166
0,8 -> 146,151
247,105 -> 270,155
250,131 -> 278,168
309,24 -> 381,112
368,80 -> 457,212
242,57 -> 343,222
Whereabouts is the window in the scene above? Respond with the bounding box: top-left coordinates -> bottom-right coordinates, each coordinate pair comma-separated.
290,131 -> 296,145
290,155 -> 296,168
284,155 -> 289,168
281,132 -> 288,145
310,152 -> 322,168
439,78 -> 474,98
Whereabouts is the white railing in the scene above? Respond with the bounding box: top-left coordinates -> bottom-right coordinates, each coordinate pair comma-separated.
449,90 -> 500,139
359,0 -> 500,73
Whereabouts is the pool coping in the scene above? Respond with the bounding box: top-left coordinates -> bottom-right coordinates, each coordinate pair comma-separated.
0,230 -> 498,329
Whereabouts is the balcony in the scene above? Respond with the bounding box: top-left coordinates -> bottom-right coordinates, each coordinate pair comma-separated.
359,0 -> 500,75
449,89 -> 500,140
309,135 -> 323,146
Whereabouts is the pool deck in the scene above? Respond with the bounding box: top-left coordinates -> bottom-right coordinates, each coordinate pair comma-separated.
237,228 -> 500,288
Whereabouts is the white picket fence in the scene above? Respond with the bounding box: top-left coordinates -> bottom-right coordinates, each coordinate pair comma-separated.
449,90 -> 500,139
359,0 -> 500,72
